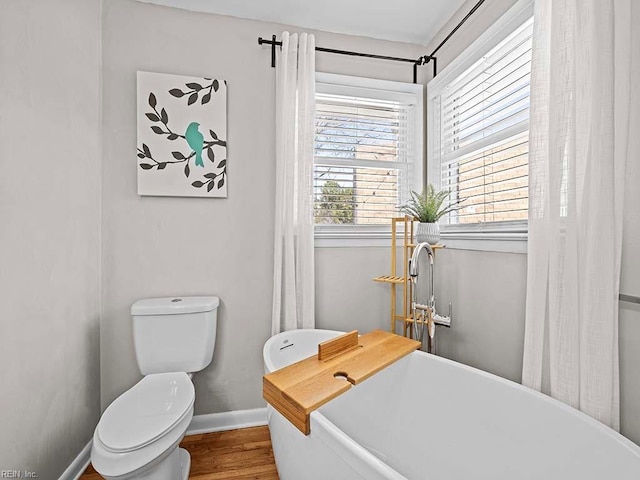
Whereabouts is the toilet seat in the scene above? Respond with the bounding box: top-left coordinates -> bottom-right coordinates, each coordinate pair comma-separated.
98,372 -> 194,452
92,372 -> 195,478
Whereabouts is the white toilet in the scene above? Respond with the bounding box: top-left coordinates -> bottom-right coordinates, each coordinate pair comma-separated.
91,296 -> 219,480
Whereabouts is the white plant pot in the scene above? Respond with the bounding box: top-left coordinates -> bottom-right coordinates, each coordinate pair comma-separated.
415,222 -> 440,245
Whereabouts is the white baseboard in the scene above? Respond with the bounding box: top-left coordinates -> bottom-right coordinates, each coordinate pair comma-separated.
58,408 -> 268,479
58,441 -> 91,480
186,407 -> 268,435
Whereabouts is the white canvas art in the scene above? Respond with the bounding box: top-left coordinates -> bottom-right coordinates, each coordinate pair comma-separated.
136,71 -> 228,197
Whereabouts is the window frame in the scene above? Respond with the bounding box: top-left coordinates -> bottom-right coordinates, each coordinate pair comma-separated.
314,72 -> 424,247
426,0 -> 533,253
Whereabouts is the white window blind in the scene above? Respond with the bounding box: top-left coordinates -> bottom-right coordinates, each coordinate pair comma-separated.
314,77 -> 422,229
432,16 -> 533,227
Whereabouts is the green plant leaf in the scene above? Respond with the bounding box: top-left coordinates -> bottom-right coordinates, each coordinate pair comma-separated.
399,183 -> 462,223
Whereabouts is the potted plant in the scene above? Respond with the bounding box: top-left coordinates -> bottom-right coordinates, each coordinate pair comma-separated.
401,184 -> 463,245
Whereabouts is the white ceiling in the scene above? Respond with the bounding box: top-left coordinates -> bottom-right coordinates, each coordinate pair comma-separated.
135,0 -> 466,45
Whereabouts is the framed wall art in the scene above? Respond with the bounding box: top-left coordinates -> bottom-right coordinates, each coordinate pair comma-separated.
136,71 -> 228,197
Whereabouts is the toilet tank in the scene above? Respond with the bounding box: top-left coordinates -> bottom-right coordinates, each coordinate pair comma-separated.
131,296 -> 219,375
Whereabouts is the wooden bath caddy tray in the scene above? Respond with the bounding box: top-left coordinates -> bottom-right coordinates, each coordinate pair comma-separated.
263,330 -> 420,435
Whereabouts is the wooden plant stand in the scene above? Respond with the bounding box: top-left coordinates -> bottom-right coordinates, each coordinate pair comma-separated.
373,216 -> 444,337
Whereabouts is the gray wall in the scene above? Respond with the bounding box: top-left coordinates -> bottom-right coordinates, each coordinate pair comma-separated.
101,0 -> 424,414
619,132 -> 640,444
435,250 -> 527,383
316,247 -> 392,334
0,0 -> 102,477
427,0 -> 640,445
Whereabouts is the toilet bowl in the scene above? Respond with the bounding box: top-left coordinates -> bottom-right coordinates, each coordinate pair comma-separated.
92,296 -> 219,480
92,372 -> 194,479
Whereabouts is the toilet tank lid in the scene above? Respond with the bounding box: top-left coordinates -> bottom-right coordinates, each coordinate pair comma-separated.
131,296 -> 219,316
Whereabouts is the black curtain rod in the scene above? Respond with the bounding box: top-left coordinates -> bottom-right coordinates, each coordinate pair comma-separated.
258,35 -> 434,83
414,0 -> 486,75
258,37 -> 419,64
428,0 -> 486,58
258,0 -> 485,82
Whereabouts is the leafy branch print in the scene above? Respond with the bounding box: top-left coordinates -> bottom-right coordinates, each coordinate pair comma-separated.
146,93 -> 183,140
145,93 -> 227,152
168,78 -> 221,106
191,161 -> 227,192
138,80 -> 227,192
137,143 -> 189,171
138,135 -> 226,187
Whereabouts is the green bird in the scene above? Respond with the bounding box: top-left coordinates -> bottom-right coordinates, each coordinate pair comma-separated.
185,122 -> 205,167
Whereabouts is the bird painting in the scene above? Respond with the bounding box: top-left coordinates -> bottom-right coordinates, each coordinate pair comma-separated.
185,122 -> 204,167
137,72 -> 228,197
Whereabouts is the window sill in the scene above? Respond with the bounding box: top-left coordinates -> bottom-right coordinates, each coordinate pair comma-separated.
314,225 -> 528,252
314,231 -> 399,248
315,232 -> 528,251
440,231 -> 527,254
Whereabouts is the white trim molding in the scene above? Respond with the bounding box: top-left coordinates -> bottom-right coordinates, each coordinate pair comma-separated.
315,224 -> 407,248
58,408 -> 269,479
440,220 -> 528,253
313,72 -> 424,245
58,441 -> 92,480
441,232 -> 527,254
426,0 -> 534,253
186,407 -> 268,435
427,0 -> 534,95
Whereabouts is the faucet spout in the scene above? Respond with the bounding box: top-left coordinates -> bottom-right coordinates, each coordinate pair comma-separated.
409,242 -> 434,278
409,242 -> 436,351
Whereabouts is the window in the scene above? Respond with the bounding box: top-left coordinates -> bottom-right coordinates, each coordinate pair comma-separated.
427,1 -> 533,248
314,74 -> 423,242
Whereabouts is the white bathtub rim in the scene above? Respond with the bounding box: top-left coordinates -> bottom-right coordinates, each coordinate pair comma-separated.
264,329 -> 640,460
263,328 -> 345,374
410,350 -> 640,455
311,410 -> 408,480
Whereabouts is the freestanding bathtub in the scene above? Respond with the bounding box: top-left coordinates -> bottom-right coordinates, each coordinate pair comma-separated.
263,329 -> 640,479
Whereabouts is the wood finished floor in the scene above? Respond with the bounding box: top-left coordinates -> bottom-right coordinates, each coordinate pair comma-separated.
80,426 -> 280,480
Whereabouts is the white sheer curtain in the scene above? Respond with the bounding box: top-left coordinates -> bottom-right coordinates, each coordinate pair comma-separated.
523,0 -> 639,430
272,32 -> 316,335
